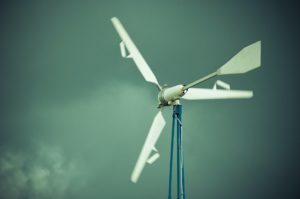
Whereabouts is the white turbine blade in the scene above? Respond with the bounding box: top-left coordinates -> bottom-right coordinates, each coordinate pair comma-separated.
131,111 -> 166,183
111,17 -> 160,88
217,41 -> 261,75
182,88 -> 253,100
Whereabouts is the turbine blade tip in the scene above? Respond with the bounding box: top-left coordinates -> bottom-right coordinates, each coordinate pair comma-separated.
131,177 -> 138,183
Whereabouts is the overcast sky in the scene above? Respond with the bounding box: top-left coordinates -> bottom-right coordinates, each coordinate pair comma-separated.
0,1 -> 299,199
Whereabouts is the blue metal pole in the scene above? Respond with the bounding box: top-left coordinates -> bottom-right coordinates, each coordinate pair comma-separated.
178,106 -> 186,199
172,105 -> 183,199
169,104 -> 186,199
174,104 -> 186,199
168,107 -> 176,199
176,105 -> 181,199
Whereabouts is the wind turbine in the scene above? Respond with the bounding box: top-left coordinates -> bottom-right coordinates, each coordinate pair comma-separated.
111,17 -> 261,199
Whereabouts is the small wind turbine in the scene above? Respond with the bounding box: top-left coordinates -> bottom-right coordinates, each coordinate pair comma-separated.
111,17 -> 261,199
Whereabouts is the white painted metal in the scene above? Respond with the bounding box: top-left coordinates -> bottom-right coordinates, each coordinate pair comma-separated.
183,72 -> 217,90
182,88 -> 253,100
213,80 -> 231,90
120,41 -> 130,58
146,146 -> 160,164
184,41 -> 261,90
162,85 -> 185,101
217,41 -> 261,75
111,17 -> 262,184
159,85 -> 185,105
111,17 -> 161,89
131,111 -> 166,183
147,153 -> 160,164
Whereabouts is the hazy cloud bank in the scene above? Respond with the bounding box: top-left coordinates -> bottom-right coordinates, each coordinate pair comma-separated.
0,143 -> 82,199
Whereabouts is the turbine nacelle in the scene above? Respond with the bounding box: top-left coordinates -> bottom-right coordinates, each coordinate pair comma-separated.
158,85 -> 186,107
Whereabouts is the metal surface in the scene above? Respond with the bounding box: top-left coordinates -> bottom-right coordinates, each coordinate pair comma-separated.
111,16 -> 262,198
158,85 -> 185,107
217,41 -> 261,75
131,111 -> 166,183
168,107 -> 176,199
111,17 -> 161,89
183,72 -> 217,90
182,88 -> 253,100
183,41 -> 261,90
168,105 -> 185,199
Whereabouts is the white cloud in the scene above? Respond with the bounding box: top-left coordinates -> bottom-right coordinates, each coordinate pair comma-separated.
0,144 -> 81,199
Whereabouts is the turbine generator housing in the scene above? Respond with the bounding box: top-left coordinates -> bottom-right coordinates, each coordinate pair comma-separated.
158,85 -> 186,107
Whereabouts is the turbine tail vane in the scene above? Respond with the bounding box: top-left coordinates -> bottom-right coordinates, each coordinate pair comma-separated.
184,41 -> 261,90
217,41 -> 261,75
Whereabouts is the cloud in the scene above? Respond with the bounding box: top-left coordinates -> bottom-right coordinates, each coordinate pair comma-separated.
0,143 -> 81,199
0,82 -> 156,199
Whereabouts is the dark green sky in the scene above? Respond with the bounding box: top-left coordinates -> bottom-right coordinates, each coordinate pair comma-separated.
0,1 -> 299,199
